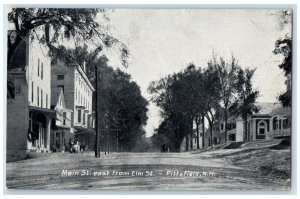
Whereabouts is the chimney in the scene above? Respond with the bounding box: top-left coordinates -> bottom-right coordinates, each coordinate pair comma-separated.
83,60 -> 86,72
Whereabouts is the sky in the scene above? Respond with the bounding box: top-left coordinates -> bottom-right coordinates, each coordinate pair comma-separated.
100,9 -> 292,137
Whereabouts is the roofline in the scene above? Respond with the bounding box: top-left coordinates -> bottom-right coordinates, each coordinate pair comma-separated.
73,64 -> 95,92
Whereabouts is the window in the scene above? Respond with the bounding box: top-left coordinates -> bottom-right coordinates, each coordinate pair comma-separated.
279,120 -> 282,130
37,87 -> 39,106
221,123 -> 224,131
283,118 -> 291,129
41,63 -> 43,79
57,85 -> 64,93
41,89 -> 43,108
258,122 -> 266,135
78,110 -> 82,123
63,112 -> 66,125
273,117 -> 278,130
75,88 -> 77,100
57,75 -> 64,80
31,82 -> 34,102
83,112 -> 86,125
38,59 -> 40,76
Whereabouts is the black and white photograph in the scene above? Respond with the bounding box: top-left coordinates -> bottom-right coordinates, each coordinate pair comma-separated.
4,6 -> 294,192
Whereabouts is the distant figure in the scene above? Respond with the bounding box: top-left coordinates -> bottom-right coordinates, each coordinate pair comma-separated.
68,139 -> 73,153
73,141 -> 80,153
80,142 -> 85,153
161,144 -> 168,152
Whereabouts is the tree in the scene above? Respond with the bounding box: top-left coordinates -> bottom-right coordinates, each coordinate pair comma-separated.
273,10 -> 292,107
149,64 -> 208,151
148,70 -> 194,151
273,35 -> 292,107
96,63 -> 149,152
230,68 -> 259,141
152,118 -> 178,152
202,64 -> 222,146
209,55 -> 239,143
7,8 -> 128,98
273,36 -> 292,76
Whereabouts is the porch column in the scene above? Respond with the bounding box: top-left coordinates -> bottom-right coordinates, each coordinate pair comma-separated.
270,118 -> 273,139
280,118 -> 283,135
252,119 -> 256,140
46,118 -> 51,152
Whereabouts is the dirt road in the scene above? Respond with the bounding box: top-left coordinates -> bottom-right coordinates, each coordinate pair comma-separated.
6,150 -> 290,191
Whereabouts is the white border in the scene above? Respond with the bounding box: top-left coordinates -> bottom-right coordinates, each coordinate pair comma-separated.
1,0 -> 299,198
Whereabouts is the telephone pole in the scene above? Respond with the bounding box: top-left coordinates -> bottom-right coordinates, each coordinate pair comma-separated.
95,65 -> 100,158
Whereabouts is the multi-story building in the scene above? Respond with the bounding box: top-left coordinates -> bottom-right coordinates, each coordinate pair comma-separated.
51,60 -> 95,150
7,30 -> 55,161
50,88 -> 73,152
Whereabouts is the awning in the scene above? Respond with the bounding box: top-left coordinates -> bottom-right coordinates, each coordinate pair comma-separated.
74,126 -> 96,135
29,106 -> 56,118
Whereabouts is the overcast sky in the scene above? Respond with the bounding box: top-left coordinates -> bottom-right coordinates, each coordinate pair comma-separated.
101,9 -> 292,137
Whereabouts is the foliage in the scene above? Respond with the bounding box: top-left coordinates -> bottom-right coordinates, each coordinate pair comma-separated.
149,63 -> 224,150
150,54 -> 259,148
273,35 -> 292,107
278,90 -> 291,107
7,8 -> 128,98
208,55 -> 239,142
273,35 -> 292,76
96,63 -> 149,152
230,68 -> 260,140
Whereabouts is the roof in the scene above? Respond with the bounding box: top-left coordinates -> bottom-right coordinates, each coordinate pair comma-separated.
51,88 -> 66,107
29,106 -> 56,118
270,106 -> 291,116
74,64 -> 95,92
255,102 -> 282,115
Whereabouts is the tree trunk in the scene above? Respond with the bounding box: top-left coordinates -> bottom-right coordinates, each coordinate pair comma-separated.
190,117 -> 193,150
201,114 -> 205,148
243,115 -> 248,141
185,134 -> 189,151
210,123 -> 213,146
196,115 -> 200,149
206,114 -> 213,147
224,108 -> 228,143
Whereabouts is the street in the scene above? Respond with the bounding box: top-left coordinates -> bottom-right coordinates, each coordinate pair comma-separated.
6,148 -> 290,191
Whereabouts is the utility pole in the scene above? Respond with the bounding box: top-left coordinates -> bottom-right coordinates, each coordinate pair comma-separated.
95,65 -> 100,158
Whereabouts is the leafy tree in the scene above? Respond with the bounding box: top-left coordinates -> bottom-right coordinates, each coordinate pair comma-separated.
202,64 -> 222,146
96,63 -> 149,152
7,8 -> 128,98
273,36 -> 292,76
148,71 -> 193,151
273,10 -> 292,107
230,68 -> 259,141
208,55 -> 239,143
149,64 -> 209,151
273,35 -> 292,107
152,118 -> 178,152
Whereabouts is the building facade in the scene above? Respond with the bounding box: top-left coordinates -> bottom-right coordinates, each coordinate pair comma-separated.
7,30 -> 55,161
214,103 -> 291,144
50,88 -> 73,152
51,60 -> 95,150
